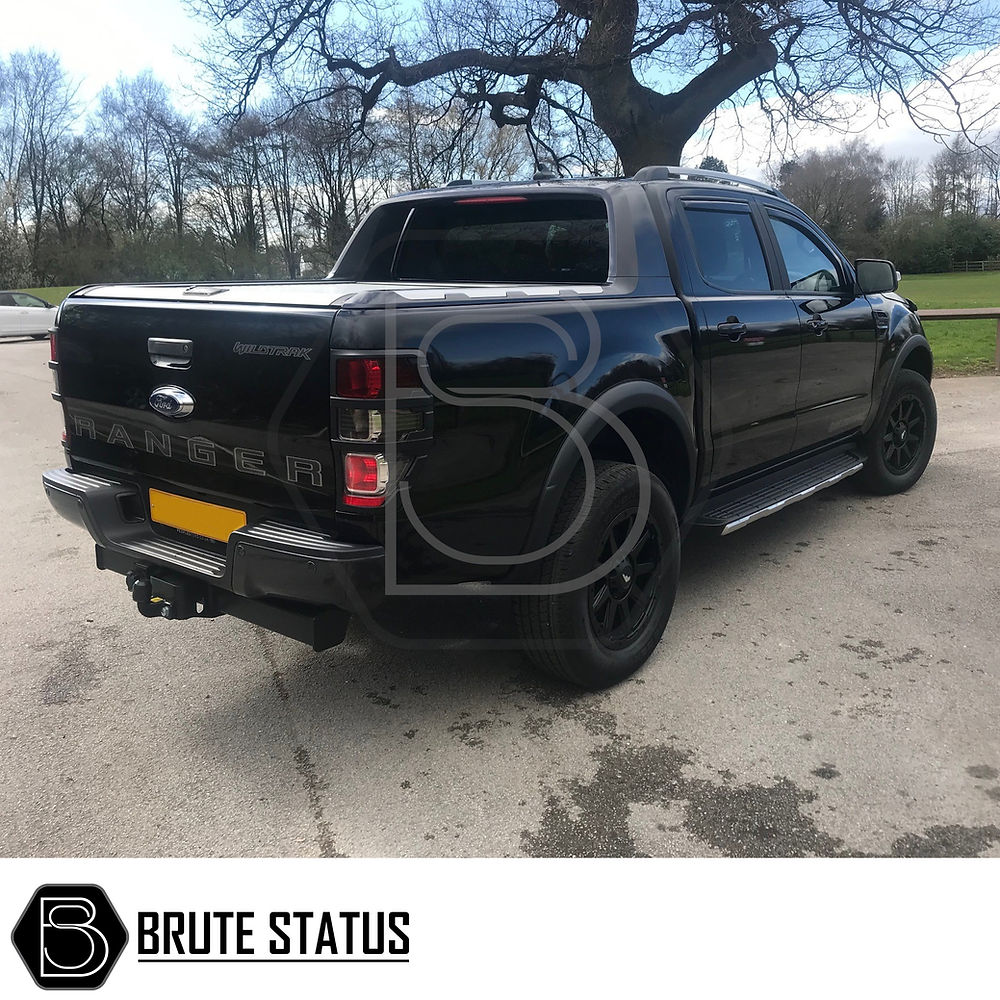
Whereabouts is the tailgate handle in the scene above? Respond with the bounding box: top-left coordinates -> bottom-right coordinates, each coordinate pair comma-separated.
148,338 -> 193,369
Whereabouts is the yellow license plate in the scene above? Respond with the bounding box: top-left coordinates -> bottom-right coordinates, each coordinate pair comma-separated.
148,489 -> 246,543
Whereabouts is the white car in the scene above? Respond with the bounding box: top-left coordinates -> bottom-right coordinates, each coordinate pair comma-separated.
0,291 -> 58,339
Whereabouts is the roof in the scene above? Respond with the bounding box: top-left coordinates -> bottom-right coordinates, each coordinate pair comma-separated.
401,164 -> 787,202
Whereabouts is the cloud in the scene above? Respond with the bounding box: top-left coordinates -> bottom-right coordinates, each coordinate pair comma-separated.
686,45 -> 1000,177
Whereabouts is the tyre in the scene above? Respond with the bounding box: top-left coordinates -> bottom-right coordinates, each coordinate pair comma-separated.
858,370 -> 937,495
31,333 -> 48,340
514,460 -> 680,689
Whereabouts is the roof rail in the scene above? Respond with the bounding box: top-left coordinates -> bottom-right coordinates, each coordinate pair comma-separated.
632,165 -> 787,201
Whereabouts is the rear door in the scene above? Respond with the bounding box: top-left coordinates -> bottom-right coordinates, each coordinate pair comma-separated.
671,195 -> 803,483
12,292 -> 53,335
762,208 -> 877,450
0,292 -> 23,337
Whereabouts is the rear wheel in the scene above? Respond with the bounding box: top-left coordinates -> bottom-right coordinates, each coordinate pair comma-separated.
515,461 -> 680,689
859,370 -> 936,495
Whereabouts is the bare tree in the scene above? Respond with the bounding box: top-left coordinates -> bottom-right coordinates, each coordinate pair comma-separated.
96,73 -> 174,239
774,138 -> 886,256
2,50 -> 80,275
257,103 -> 302,276
927,136 -> 985,216
191,0 -> 1000,173
884,155 -> 924,220
979,136 -> 1000,219
291,90 -> 389,272
151,108 -> 199,238
193,116 -> 271,276
382,89 -> 532,188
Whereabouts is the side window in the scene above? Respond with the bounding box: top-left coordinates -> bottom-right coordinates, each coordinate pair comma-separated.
769,216 -> 845,294
683,203 -> 772,292
12,293 -> 45,308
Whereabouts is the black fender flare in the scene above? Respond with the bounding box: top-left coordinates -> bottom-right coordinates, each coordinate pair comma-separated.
867,332 -> 933,433
512,380 -> 696,575
891,331 -> 934,382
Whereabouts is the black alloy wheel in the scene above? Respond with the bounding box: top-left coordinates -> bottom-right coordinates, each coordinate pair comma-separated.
589,511 -> 662,650
881,393 -> 926,475
515,460 -> 680,689
859,369 -> 936,495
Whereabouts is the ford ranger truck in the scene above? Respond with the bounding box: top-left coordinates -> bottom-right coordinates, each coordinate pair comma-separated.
42,165 -> 936,688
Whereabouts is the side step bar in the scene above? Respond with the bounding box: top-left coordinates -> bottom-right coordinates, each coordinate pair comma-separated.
697,451 -> 864,535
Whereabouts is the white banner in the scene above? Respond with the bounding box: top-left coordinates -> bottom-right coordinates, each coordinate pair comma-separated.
1,859 -> 995,999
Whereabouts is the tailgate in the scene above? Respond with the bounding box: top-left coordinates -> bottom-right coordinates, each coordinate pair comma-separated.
56,299 -> 338,518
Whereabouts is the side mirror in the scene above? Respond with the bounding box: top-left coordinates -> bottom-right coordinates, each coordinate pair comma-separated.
855,259 -> 898,295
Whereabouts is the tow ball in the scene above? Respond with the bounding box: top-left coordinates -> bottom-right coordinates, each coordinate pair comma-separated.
125,565 -> 220,621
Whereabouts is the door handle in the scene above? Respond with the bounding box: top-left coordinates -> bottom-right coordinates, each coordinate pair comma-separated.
717,321 -> 748,342
148,338 -> 193,369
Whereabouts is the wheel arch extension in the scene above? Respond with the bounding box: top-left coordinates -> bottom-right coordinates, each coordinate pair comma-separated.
865,333 -> 933,436
515,381 -> 696,573
897,337 -> 933,383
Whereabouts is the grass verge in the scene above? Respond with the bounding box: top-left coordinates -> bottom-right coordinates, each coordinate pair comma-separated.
899,272 -> 999,375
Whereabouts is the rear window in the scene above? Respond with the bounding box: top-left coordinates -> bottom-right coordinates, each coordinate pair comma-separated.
335,195 -> 610,284
683,203 -> 772,292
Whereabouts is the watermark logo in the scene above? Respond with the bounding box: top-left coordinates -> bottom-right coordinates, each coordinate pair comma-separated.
11,884 -> 128,990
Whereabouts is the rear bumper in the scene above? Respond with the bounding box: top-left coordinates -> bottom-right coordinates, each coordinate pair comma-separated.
42,468 -> 385,613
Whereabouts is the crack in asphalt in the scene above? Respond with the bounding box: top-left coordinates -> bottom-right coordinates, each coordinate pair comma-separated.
256,629 -> 345,858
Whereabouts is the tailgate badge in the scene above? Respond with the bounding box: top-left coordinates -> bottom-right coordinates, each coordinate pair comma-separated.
149,386 -> 195,419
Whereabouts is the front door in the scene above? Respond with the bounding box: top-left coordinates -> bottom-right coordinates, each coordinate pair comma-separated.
675,197 -> 803,483
763,210 -> 878,450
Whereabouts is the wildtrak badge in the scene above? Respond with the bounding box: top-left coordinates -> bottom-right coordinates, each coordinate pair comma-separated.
233,341 -> 313,360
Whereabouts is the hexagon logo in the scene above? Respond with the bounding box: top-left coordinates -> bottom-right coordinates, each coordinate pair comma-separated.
11,884 -> 128,990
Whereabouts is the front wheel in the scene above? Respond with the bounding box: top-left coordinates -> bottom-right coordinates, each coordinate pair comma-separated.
514,461 -> 680,689
859,369 -> 937,495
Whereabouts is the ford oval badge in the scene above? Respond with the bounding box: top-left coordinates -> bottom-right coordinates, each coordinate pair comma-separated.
149,385 -> 195,418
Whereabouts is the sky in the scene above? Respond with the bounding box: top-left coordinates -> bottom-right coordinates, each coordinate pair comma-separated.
0,0 -> 208,109
2,0 -> 997,175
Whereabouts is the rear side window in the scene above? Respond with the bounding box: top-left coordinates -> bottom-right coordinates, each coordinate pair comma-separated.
336,195 -> 610,284
683,203 -> 772,292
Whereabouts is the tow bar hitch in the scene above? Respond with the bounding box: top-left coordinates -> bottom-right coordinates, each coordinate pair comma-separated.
125,565 -> 221,620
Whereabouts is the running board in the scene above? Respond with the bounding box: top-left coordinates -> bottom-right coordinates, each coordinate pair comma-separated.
697,451 -> 864,535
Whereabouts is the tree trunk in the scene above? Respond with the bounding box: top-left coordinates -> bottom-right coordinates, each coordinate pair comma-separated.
585,90 -> 686,174
576,0 -> 777,175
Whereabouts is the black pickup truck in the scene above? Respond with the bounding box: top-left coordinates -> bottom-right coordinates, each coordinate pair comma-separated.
42,165 -> 935,688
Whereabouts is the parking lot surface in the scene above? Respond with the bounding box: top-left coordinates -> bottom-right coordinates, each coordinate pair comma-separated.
2,337 -> 998,857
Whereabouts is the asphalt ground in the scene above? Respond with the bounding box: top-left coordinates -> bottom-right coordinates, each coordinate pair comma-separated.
1,335 -> 998,857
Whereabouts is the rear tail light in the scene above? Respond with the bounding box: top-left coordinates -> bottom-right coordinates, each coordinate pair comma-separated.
343,453 -> 389,507
49,331 -> 59,394
337,358 -> 383,398
339,408 -> 424,442
336,356 -> 421,398
340,408 -> 384,442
